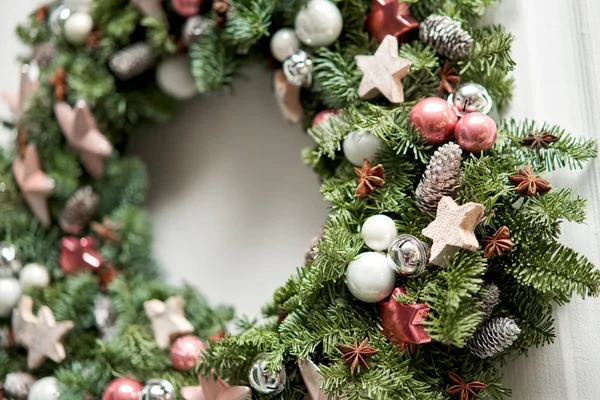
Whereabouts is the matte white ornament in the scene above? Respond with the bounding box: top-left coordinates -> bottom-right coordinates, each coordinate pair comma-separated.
20,264 -> 51,289
64,12 -> 93,46
270,28 -> 301,62
361,215 -> 398,251
342,131 -> 382,166
0,277 -> 21,317
27,377 -> 60,400
156,55 -> 198,100
346,252 -> 395,303
295,0 -> 343,47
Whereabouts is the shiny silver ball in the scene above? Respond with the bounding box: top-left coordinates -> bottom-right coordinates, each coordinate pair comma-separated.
248,354 -> 286,395
182,16 -> 209,46
49,5 -> 72,36
0,242 -> 21,278
387,235 -> 429,276
139,379 -> 175,400
447,83 -> 493,116
283,50 -> 313,87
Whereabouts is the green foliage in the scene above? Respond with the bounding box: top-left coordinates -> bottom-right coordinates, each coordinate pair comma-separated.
225,0 -> 274,52
190,28 -> 238,93
142,17 -> 177,54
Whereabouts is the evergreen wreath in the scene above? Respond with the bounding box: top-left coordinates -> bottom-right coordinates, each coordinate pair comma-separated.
0,0 -> 598,399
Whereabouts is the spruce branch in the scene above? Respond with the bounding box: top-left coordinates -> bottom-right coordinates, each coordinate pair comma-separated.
190,27 -> 237,93
224,0 -> 273,52
312,48 -> 362,109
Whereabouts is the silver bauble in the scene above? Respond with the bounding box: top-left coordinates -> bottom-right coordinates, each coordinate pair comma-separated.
447,83 -> 493,116
182,16 -> 209,46
139,379 -> 175,400
386,235 -> 429,276
49,5 -> 72,36
282,50 -> 313,87
248,354 -> 286,395
0,242 -> 21,278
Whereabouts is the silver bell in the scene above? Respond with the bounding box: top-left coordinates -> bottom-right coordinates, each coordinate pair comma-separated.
139,379 -> 175,400
447,83 -> 493,116
387,235 -> 429,276
248,354 -> 286,395
283,50 -> 313,87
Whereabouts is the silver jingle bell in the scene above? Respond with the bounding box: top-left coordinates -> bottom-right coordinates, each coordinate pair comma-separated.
387,235 -> 429,276
283,50 -> 313,87
182,15 -> 209,47
447,83 -> 493,116
0,242 -> 21,278
139,379 -> 175,400
248,354 -> 286,395
49,5 -> 72,36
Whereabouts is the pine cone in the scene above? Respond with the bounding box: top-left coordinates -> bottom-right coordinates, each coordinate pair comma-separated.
109,43 -> 156,80
478,284 -> 500,320
416,142 -> 463,215
3,372 -> 36,400
467,317 -> 521,359
420,15 -> 474,60
59,186 -> 99,235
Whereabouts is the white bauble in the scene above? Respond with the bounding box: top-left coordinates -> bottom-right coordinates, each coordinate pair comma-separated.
342,131 -> 382,166
28,377 -> 60,400
20,264 -> 51,289
270,28 -> 300,62
361,215 -> 398,251
64,12 -> 93,45
295,0 -> 343,47
156,55 -> 198,100
0,277 -> 21,317
346,252 -> 395,303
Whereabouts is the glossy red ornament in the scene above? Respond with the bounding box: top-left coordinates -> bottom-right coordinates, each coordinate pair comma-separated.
366,0 -> 419,43
172,0 -> 202,17
378,287 -> 431,349
454,113 -> 497,153
409,97 -> 458,145
170,335 -> 206,371
312,109 -> 340,126
102,378 -> 144,400
59,236 -> 104,274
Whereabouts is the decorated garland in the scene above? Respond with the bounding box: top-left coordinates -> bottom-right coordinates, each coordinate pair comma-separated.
0,0 -> 599,399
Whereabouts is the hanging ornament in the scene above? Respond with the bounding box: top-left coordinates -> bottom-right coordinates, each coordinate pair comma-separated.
346,252 -> 395,303
59,186 -> 99,234
422,196 -> 484,267
508,164 -> 551,197
49,5 -> 72,35
419,15 -> 474,60
102,377 -> 144,400
19,263 -> 50,289
454,113 -> 497,153
365,0 -> 418,43
181,370 -> 251,400
27,377 -> 60,400
60,236 -> 104,274
3,372 -> 36,400
170,335 -> 206,371
338,337 -> 378,375
447,83 -> 493,116
312,109 -> 340,126
0,277 -> 21,317
94,295 -> 118,340
182,16 -> 209,46
64,12 -> 94,45
342,131 -> 382,166
295,0 -> 343,47
356,35 -> 411,103
270,28 -> 301,62
354,159 -> 385,199
467,317 -> 521,358
387,235 -> 429,276
156,55 -> 198,100
409,97 -> 458,145
378,287 -> 431,348
172,0 -> 203,17
0,242 -> 21,277
139,379 -> 175,400
297,359 -> 342,400
282,50 -> 313,87
447,372 -> 488,400
3,64 -> 38,121
361,215 -> 397,251
274,69 -> 303,123
144,296 -> 195,349
109,43 -> 156,81
54,101 -> 113,178
478,284 -> 500,321
248,354 -> 286,395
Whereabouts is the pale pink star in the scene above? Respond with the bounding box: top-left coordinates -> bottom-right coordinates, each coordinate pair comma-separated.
3,64 -> 37,119
298,359 -> 341,400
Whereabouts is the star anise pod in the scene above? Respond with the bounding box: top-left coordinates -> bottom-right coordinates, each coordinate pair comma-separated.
354,159 -> 385,198
437,62 -> 461,96
521,130 -> 559,150
97,264 -> 118,291
87,29 -> 103,49
447,372 -> 487,400
91,217 -> 123,244
208,330 -> 227,342
34,5 -> 49,22
482,226 -> 514,259
49,67 -> 67,101
508,164 -> 551,197
339,337 -> 378,374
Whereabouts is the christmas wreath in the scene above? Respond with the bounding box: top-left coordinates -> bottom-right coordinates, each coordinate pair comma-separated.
0,0 -> 598,399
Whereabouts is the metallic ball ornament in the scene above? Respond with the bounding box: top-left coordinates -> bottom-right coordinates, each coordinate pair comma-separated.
0,277 -> 21,317
387,235 -> 429,276
361,215 -> 398,251
172,0 -> 203,17
409,97 -> 458,145
102,378 -> 144,400
139,379 -> 175,400
342,131 -> 382,166
312,109 -> 340,126
448,83 -> 493,116
283,50 -> 313,87
346,252 -> 395,303
454,113 -> 497,153
295,0 -> 343,47
27,377 -> 60,400
49,5 -> 72,36
248,354 -> 287,395
182,16 -> 209,46
0,242 -> 21,278
170,335 -> 206,371
64,12 -> 94,45
270,28 -> 301,62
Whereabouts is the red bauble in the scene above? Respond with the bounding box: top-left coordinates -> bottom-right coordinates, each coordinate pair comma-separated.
378,287 -> 431,349
172,0 -> 202,17
312,109 -> 340,127
60,236 -> 104,274
102,378 -> 144,400
366,0 -> 419,43
409,98 -> 458,145
454,113 -> 497,153
170,335 -> 206,371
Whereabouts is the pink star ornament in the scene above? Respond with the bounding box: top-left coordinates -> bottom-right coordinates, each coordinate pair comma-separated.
3,64 -> 37,119
54,100 -> 113,178
181,372 -> 251,400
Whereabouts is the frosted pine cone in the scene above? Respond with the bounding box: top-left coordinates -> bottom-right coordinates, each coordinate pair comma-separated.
59,186 -> 99,235
416,142 -> 463,215
478,284 -> 500,320
109,42 -> 156,80
467,317 -> 521,358
3,372 -> 36,399
420,15 -> 474,60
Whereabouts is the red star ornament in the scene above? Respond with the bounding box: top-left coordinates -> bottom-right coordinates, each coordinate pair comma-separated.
366,0 -> 419,44
59,236 -> 105,274
378,287 -> 431,349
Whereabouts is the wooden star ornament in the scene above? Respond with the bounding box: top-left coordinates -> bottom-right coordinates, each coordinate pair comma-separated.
181,371 -> 251,400
422,196 -> 484,267
355,35 -> 411,103
274,70 -> 303,123
54,101 -> 113,178
3,64 -> 37,118
144,296 -> 194,349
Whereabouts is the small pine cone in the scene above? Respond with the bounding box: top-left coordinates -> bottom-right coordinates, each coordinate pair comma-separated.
109,43 -> 156,80
420,15 -> 474,60
60,186 -> 99,235
416,142 -> 463,215
478,284 -> 500,320
467,317 -> 521,359
3,372 -> 36,400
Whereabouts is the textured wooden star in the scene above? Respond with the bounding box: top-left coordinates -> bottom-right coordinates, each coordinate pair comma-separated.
355,35 -> 411,103
422,196 -> 484,267
54,101 -> 113,178
297,359 -> 341,400
3,64 -> 37,118
180,372 -> 251,400
144,296 -> 194,349
274,70 -> 303,123
12,144 -> 55,227
12,296 -> 74,370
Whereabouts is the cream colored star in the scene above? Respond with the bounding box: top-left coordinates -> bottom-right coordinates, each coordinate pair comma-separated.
298,359 -> 342,400
274,70 -> 303,124
422,196 -> 484,267
355,35 -> 411,103
144,296 -> 194,349
2,64 -> 37,118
